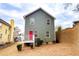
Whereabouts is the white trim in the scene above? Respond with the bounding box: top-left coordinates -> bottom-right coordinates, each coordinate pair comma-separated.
23,33 -> 35,43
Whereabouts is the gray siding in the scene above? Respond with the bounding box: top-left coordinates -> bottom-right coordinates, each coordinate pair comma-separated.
24,10 -> 55,42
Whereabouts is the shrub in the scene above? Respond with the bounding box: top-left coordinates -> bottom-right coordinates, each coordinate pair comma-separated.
35,38 -> 43,47
40,40 -> 43,45
17,44 -> 22,51
30,43 -> 34,49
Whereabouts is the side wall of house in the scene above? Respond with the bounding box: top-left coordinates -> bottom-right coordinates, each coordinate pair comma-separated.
1,24 -> 11,43
10,19 -> 14,42
0,20 -> 14,44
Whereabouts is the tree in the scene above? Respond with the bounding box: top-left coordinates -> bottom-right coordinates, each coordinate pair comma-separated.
56,26 -> 62,43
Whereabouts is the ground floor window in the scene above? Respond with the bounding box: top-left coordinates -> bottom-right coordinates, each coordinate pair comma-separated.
46,31 -> 50,38
35,31 -> 38,37
0,34 -> 2,38
35,34 -> 37,37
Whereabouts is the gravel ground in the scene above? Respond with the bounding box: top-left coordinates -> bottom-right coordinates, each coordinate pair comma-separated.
0,42 -> 79,56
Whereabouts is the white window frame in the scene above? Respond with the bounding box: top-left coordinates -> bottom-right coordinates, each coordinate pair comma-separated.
30,17 -> 35,25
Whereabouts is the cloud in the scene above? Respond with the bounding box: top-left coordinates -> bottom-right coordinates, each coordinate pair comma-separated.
1,0 -> 79,3
0,3 -> 79,33
54,3 -> 79,29
0,3 -> 41,33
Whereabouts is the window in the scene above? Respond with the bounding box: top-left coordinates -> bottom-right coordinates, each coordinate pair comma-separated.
35,31 -> 38,37
0,34 -> 2,38
46,31 -> 49,37
47,19 -> 50,25
30,18 -> 35,25
47,18 -> 50,25
35,34 -> 38,37
0,23 -> 2,28
5,29 -> 7,34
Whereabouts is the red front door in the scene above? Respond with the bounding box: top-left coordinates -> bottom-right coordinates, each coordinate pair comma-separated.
29,31 -> 33,40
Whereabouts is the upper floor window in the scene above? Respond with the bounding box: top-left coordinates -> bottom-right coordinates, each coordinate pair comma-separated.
47,19 -> 50,25
30,17 -> 35,25
5,29 -> 7,34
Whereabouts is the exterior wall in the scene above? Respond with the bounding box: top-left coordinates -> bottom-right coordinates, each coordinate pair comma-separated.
60,23 -> 79,46
24,10 -> 55,42
0,19 -> 14,44
0,24 -> 11,43
0,25 -> 2,41
74,23 -> 79,46
10,19 -> 14,42
60,28 -> 75,44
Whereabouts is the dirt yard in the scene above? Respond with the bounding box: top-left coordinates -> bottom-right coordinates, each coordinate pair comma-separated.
0,42 -> 79,56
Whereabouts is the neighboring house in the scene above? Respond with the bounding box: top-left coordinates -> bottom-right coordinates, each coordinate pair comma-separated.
0,19 -> 14,44
73,21 -> 79,46
24,8 -> 56,43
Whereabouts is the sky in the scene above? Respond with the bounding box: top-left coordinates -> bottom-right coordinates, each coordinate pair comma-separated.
0,3 -> 79,33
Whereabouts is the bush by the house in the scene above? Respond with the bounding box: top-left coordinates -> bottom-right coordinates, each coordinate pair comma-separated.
17,44 -> 22,51
35,38 -> 43,47
30,43 -> 34,49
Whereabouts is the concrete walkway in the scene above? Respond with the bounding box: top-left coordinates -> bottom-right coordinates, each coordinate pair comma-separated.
0,43 -> 79,56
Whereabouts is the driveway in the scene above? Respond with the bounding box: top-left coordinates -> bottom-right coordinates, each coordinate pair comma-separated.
0,42 -> 79,56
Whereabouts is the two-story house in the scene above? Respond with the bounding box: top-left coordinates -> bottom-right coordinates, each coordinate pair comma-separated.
24,8 -> 56,44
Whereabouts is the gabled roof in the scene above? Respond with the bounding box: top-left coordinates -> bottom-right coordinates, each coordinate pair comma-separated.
23,8 -> 55,20
0,19 -> 11,27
